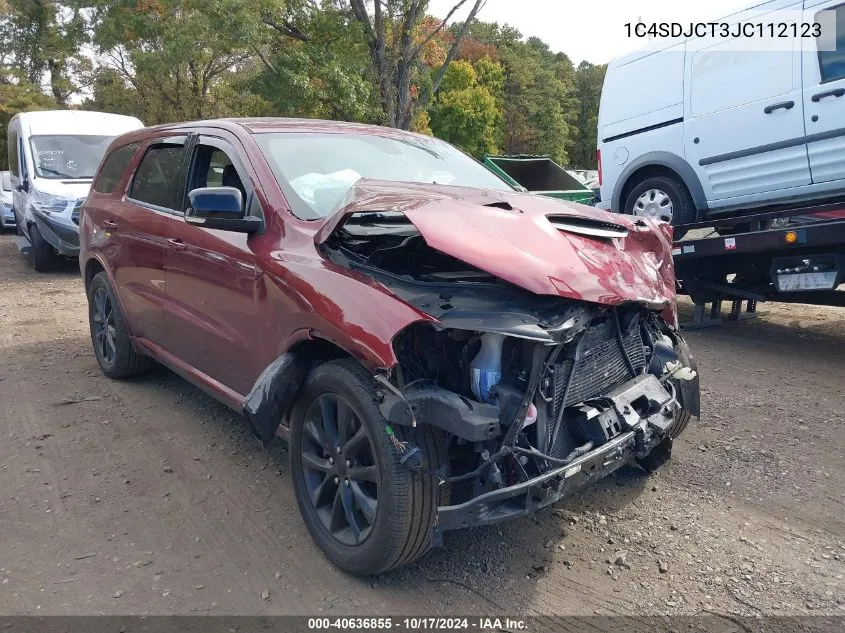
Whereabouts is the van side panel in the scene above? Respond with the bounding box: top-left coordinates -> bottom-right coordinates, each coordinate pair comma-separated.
598,46 -> 686,211
599,45 -> 685,140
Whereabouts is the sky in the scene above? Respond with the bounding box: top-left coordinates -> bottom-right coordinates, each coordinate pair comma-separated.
429,0 -> 752,64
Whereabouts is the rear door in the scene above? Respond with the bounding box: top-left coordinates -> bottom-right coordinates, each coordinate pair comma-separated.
802,0 -> 845,184
160,133 -> 266,396
684,0 -> 811,202
113,136 -> 189,345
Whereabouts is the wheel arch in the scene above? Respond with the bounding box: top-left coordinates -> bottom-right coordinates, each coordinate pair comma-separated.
613,152 -> 707,216
243,332 -> 372,443
83,256 -> 107,292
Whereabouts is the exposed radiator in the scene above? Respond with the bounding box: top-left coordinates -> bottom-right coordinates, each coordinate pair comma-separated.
548,315 -> 646,458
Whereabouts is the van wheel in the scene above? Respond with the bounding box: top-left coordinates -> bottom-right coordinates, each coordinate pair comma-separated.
290,359 -> 445,575
87,272 -> 152,378
29,224 -> 60,272
623,176 -> 695,237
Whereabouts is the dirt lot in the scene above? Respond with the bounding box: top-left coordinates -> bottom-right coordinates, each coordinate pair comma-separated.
0,232 -> 843,618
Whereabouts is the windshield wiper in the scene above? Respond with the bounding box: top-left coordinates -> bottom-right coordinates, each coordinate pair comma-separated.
37,166 -> 79,179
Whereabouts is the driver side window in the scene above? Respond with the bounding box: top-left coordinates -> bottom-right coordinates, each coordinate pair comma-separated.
189,143 -> 247,211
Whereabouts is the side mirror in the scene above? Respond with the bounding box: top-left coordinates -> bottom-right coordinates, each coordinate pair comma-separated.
185,186 -> 261,234
21,178 -> 30,193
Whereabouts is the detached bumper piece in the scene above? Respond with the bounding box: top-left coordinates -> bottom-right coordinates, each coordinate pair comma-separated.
32,209 -> 80,257
432,374 -> 676,541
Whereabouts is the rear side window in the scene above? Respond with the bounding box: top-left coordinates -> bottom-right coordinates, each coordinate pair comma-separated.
93,142 -> 139,194
818,5 -> 845,82
130,143 -> 185,210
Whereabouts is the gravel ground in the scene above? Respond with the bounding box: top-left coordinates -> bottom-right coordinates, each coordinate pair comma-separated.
0,232 -> 842,618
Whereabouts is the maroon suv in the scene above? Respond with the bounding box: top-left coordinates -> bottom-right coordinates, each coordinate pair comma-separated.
80,118 -> 700,575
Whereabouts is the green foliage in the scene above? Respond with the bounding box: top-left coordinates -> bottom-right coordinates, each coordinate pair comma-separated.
568,61 -> 607,169
250,5 -> 379,122
0,0 -> 87,105
429,59 -> 502,157
85,0 -> 278,123
0,76 -> 56,168
1,3 -> 607,171
497,41 -> 570,165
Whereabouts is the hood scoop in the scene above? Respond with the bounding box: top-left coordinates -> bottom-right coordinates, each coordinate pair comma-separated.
483,201 -> 514,211
547,214 -> 629,239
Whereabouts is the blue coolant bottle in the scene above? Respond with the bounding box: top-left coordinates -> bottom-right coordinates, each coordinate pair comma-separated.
470,333 -> 505,404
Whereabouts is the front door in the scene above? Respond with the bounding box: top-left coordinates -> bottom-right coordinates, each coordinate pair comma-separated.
684,0 -> 811,202
162,134 -> 266,396
802,0 -> 845,185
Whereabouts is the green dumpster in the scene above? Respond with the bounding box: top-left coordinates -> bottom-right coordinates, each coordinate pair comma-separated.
483,155 -> 595,204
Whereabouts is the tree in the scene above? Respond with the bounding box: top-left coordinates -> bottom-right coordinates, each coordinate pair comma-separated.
0,0 -> 87,106
250,4 -> 379,122
346,0 -> 487,129
568,61 -> 606,169
87,0 -> 273,123
429,59 -> 502,157
0,75 -> 55,168
497,40 -> 570,165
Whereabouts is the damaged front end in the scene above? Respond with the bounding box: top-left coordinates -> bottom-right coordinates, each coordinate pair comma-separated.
320,200 -> 700,544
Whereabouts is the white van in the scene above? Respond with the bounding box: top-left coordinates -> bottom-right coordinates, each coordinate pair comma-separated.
8,110 -> 144,270
597,0 -> 845,232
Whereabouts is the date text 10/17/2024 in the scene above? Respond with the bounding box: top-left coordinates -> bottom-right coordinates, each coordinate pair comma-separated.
307,617 -> 529,631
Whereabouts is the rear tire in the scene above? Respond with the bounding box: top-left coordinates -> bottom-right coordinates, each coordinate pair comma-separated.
623,175 -> 696,239
290,359 -> 446,575
87,271 -> 152,379
29,223 -> 60,272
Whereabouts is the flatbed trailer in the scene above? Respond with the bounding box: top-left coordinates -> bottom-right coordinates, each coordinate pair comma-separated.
670,202 -> 845,328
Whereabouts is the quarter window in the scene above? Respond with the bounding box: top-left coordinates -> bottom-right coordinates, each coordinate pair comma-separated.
818,5 -> 845,82
130,143 -> 185,210
93,143 -> 139,194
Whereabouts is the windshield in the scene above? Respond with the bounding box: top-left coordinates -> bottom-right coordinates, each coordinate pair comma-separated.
29,135 -> 115,180
254,132 -> 514,220
0,172 -> 10,191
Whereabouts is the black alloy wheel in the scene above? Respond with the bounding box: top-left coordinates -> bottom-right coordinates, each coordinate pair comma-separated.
299,392 -> 379,546
91,285 -> 117,368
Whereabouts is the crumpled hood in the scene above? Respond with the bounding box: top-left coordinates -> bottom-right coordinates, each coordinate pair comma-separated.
316,180 -> 676,308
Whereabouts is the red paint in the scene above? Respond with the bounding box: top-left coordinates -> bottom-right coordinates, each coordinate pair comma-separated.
318,180 -> 676,308
81,119 -> 678,409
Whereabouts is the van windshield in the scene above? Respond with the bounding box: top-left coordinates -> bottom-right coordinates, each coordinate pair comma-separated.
29,135 -> 115,180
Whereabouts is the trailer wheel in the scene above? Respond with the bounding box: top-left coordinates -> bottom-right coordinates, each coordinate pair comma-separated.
290,359 -> 445,575
623,176 -> 695,238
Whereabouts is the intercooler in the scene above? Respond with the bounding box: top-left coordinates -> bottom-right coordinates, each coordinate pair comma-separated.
547,315 -> 646,458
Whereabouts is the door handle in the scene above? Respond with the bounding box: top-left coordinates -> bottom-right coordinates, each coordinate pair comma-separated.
168,238 -> 187,251
103,220 -> 118,230
811,87 -> 845,102
764,100 -> 795,114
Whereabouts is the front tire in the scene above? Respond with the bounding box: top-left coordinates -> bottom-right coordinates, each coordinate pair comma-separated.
29,223 -> 61,272
668,410 -> 691,439
87,271 -> 151,378
290,359 -> 444,575
623,176 -> 696,239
